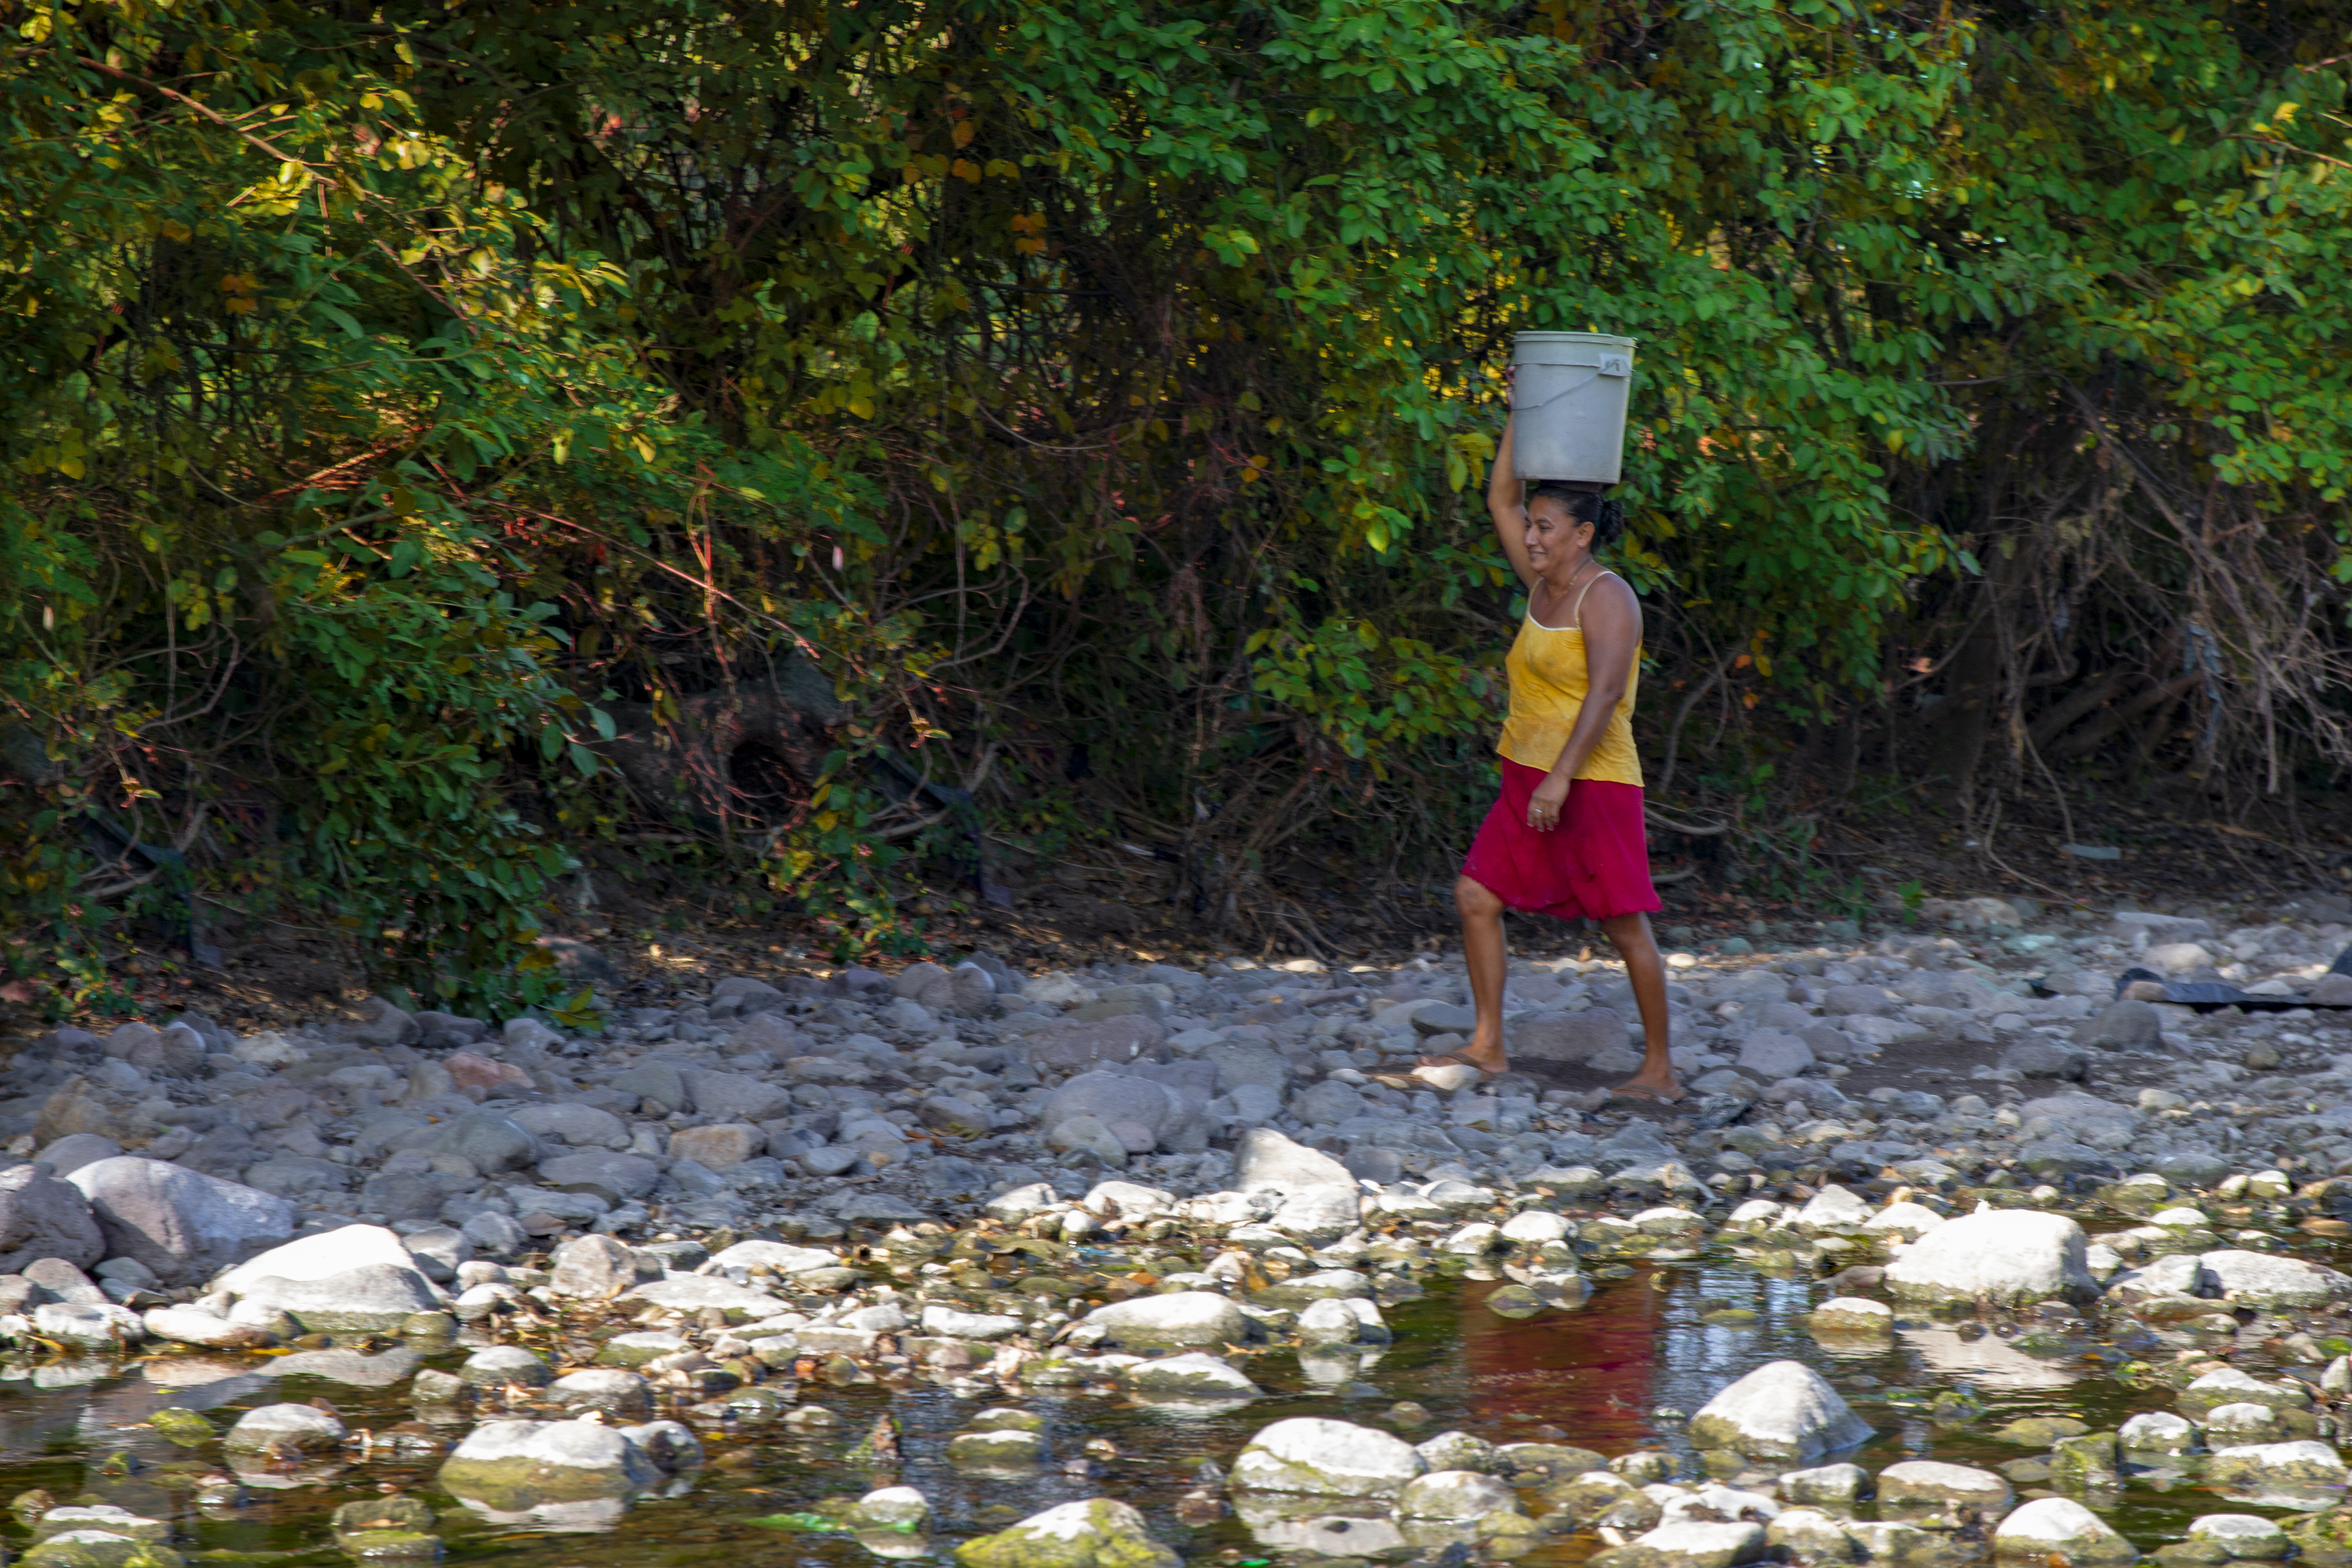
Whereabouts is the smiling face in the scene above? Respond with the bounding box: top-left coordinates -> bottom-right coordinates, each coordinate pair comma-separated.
1524,494 -> 1595,574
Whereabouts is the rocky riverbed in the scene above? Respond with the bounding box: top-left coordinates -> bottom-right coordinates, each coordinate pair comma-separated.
10,899 -> 2352,1568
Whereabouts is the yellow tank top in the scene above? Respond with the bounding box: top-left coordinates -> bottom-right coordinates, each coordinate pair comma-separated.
1497,591 -> 1643,786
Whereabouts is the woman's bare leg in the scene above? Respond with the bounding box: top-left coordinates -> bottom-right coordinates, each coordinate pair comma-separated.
1601,910 -> 1682,1101
1438,874 -> 1510,1073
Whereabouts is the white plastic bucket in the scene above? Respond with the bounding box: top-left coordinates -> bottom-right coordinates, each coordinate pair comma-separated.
1511,331 -> 1636,484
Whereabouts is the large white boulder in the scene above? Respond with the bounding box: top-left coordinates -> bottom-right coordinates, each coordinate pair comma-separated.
1883,1209 -> 2097,1305
1081,1291 -> 1245,1349
214,1224 -> 445,1331
1231,1417 -> 1425,1497
1687,1361 -> 1871,1461
1991,1497 -> 2137,1563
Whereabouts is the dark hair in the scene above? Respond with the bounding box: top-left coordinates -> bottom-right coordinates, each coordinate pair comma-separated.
1526,483 -> 1626,549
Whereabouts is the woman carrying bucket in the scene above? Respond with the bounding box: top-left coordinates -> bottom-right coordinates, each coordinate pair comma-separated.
1392,333 -> 1680,1102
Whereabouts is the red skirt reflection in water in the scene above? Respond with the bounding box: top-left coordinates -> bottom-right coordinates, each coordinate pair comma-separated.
1454,1276 -> 1662,1446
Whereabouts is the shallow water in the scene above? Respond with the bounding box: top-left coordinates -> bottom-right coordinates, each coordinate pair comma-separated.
5,1210 -> 2346,1568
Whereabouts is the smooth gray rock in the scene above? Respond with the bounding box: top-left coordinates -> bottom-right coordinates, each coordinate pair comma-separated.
2077,1000 -> 2161,1049
1026,1015 -> 1167,1071
511,1102 -> 629,1148
33,1133 -> 123,1177
1512,1009 -> 1628,1064
681,1068 -> 793,1122
66,1157 -> 293,1285
1735,1032 -> 1813,1080
538,1150 -> 661,1204
0,1161 -> 103,1272
608,1061 -> 686,1113
549,1234 -> 638,1298
435,1111 -> 542,1174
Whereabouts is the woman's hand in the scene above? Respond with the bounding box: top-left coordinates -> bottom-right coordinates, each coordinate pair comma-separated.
1527,771 -> 1570,832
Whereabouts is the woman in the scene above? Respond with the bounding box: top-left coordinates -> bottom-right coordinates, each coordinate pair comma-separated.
1413,412 -> 1681,1102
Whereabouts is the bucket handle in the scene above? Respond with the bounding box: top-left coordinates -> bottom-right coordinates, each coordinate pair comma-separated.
1511,364 -> 1616,412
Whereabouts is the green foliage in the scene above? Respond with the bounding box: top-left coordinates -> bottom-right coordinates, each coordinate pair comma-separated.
4,0 -> 2352,1004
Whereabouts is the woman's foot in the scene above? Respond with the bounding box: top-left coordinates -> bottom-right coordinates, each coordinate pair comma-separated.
1612,1068 -> 1685,1103
1419,1032 -> 1507,1076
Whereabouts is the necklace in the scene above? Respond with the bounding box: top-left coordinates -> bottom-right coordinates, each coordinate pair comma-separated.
1539,559 -> 1598,625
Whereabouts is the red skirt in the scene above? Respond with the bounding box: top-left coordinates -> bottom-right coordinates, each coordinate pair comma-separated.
1462,760 -> 1660,922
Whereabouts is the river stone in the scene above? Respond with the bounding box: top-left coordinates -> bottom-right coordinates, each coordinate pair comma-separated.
1737,1032 -> 1814,1080
142,1304 -> 270,1349
1026,1016 -> 1167,1073
953,1498 -> 1179,1568
2181,1367 -> 2312,1417
1597,1521 -> 1769,1568
2197,1249 -> 2352,1308
2119,1411 -> 2197,1455
32,1301 -> 145,1349
1123,1352 -> 1260,1402
23,1533 -> 179,1568
214,1224 -> 443,1331
547,1368 -> 652,1417
538,1151 -> 662,1204
854,1486 -> 932,1532
434,1111 -> 542,1174
1393,1468 -> 1513,1521
921,1304 -> 1024,1341
708,1239 -> 840,1274
1041,1072 -> 1177,1147
1497,1443 -> 1610,1483
1513,1009 -> 1629,1064
1882,1209 -> 2097,1305
597,1331 -> 689,1368
1233,1127 -> 1354,1191
32,1508 -> 171,1545
1687,1361 -> 1871,1460
2188,1515 -> 2290,1558
622,1276 -> 789,1320
2205,1441 -> 2349,1490
2077,1000 -> 2161,1049
225,1402 -> 348,1452
462,1345 -> 553,1388
32,1133 -> 122,1178
610,1061 -> 686,1113
1877,1460 -> 2013,1522
436,1418 -> 664,1510
1082,1291 -> 1245,1349
1991,1496 -> 2139,1563
1769,1510 -> 1862,1563
0,1163 -> 104,1272
548,1235 -> 638,1298
65,1157 -> 293,1285
1231,1416 -> 1424,1496
1808,1298 -> 1893,1333
1780,1464 -> 1870,1506
681,1068 -> 794,1122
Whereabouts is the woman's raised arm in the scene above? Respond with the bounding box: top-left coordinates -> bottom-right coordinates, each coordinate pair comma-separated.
1486,416 -> 1539,590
